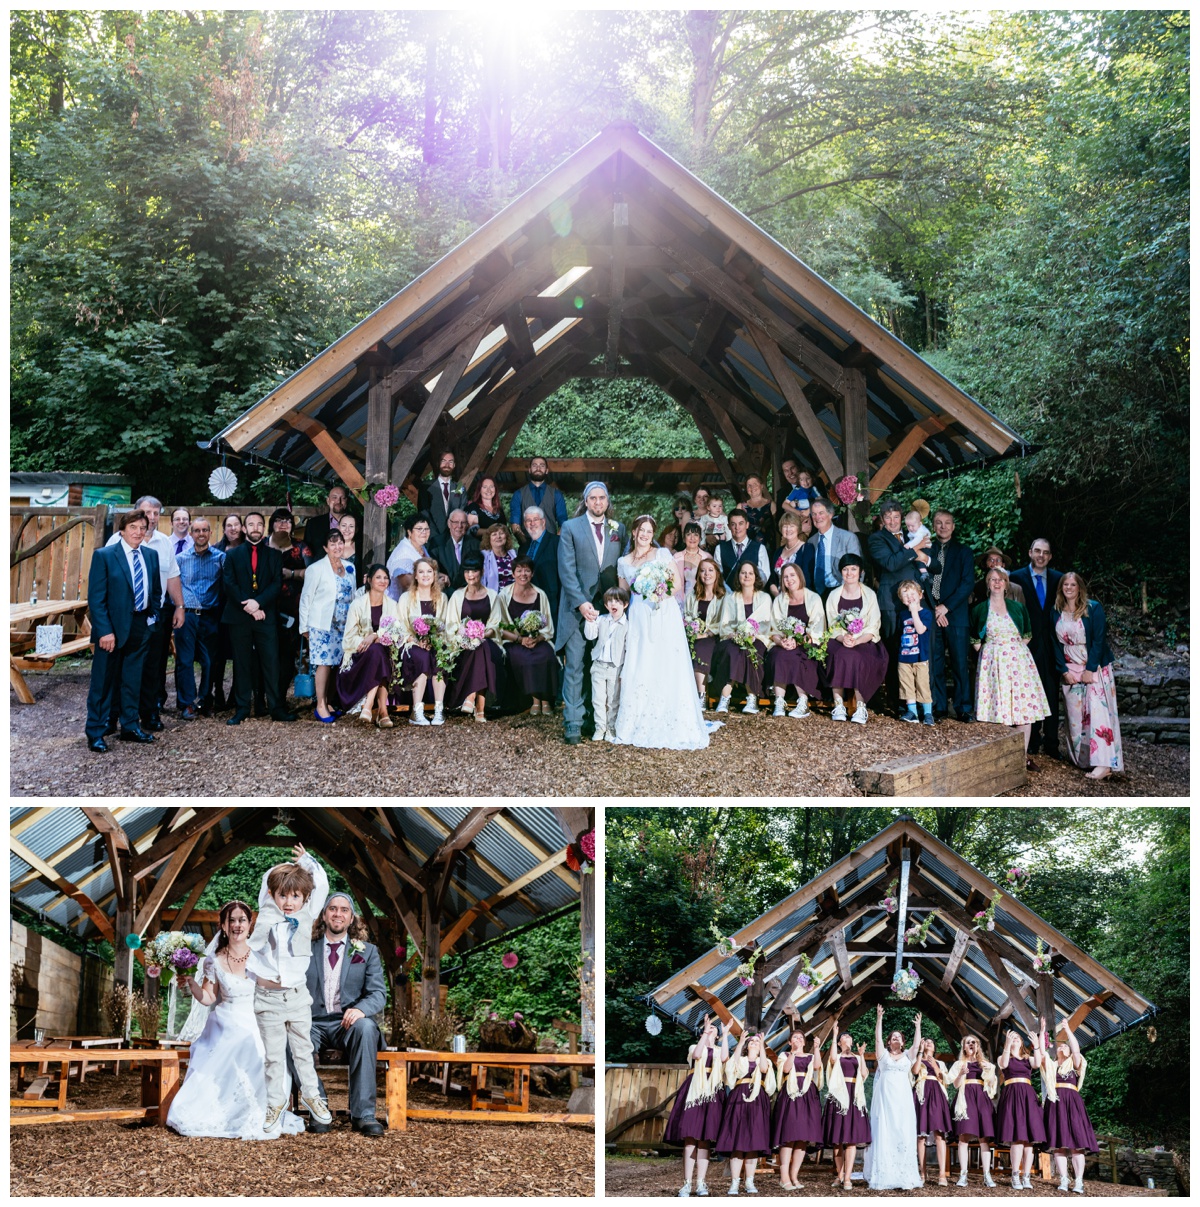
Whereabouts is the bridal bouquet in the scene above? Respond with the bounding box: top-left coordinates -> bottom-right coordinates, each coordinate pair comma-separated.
732,618 -> 762,670
145,931 -> 208,982
515,610 -> 548,638
632,561 -> 676,609
460,619 -> 487,649
891,964 -> 921,1001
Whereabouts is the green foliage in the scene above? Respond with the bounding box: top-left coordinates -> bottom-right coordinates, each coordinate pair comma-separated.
445,913 -> 580,1048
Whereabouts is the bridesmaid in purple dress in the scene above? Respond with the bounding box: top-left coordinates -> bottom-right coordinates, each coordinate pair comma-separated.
713,1030 -> 776,1195
334,565 -> 401,726
771,1028 -> 824,1190
395,557 -> 449,726
766,563 -> 825,718
1043,1021 -> 1098,1194
499,558 -> 559,715
823,555 -> 889,724
950,1035 -> 998,1188
822,1018 -> 871,1190
911,1037 -> 953,1185
683,558 -> 725,704
996,1028 -> 1048,1190
712,563 -> 772,714
663,1014 -> 729,1197
444,556 -> 504,721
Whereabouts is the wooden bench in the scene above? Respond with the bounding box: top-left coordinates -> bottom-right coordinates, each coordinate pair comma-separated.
9,600 -> 92,704
9,1047 -> 182,1126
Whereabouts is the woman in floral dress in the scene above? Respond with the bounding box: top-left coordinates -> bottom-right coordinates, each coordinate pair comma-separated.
1054,572 -> 1123,780
970,568 -> 1049,768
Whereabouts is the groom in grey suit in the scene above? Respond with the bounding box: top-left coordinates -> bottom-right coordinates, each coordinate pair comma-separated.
300,892 -> 387,1135
556,481 -> 626,744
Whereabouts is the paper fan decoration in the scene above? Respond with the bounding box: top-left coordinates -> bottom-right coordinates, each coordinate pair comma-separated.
644,1013 -> 662,1036
208,466 -> 238,499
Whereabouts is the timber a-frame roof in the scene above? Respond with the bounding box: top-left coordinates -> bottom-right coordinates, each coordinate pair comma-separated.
647,818 -> 1155,1056
207,123 -> 1026,495
10,806 -> 582,958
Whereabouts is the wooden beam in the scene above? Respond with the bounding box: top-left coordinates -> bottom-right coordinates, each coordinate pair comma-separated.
131,809 -> 237,877
941,927 -> 972,990
364,373 -> 394,564
839,366 -> 870,490
389,331 -> 479,488
1064,991 -> 1114,1035
688,299 -> 728,363
605,198 -> 629,373
421,893 -> 441,1016
165,878 -> 208,931
830,929 -> 853,988
501,303 -> 537,366
425,808 -> 502,869
282,412 -> 368,490
335,809 -> 427,891
165,813 -> 276,904
688,982 -> 741,1037
657,345 -> 771,438
80,808 -> 131,909
133,835 -> 202,935
980,943 -> 1039,1035
869,416 -> 948,495
9,835 -> 114,942
747,326 -> 843,483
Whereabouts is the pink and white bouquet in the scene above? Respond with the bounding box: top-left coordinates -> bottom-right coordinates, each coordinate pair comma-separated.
813,608 -> 864,664
632,561 -> 676,610
684,617 -> 702,660
460,618 -> 487,649
972,890 -> 1002,932
776,615 -> 807,643
1032,937 -> 1055,974
376,616 -> 401,647
410,616 -> 458,680
732,618 -> 762,670
372,483 -> 400,509
1005,866 -> 1029,890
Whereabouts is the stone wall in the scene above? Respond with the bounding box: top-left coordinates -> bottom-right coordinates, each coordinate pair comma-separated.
1113,654 -> 1189,745
10,921 -> 113,1039
1090,1145 -> 1179,1193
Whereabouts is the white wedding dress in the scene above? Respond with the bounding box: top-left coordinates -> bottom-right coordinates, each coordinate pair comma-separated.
612,549 -> 710,750
863,1047 -> 923,1189
166,956 -> 305,1140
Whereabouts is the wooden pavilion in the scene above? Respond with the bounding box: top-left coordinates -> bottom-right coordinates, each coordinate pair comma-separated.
205,123 -> 1027,562
9,805 -> 595,1050
646,818 -> 1154,1057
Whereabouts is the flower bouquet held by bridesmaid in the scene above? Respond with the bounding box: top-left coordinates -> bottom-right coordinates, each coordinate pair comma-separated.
665,1014 -> 729,1198
714,1029 -> 776,1196
771,1026 -> 824,1191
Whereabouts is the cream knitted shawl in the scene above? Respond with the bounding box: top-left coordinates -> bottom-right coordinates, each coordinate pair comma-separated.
947,1059 -> 998,1120
682,1043 -> 724,1108
777,1050 -> 822,1100
725,1053 -> 777,1102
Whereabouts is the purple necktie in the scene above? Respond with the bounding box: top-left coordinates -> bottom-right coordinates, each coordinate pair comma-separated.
593,522 -> 603,542
328,940 -> 342,969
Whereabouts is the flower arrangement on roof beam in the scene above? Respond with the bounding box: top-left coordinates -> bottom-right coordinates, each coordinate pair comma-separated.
709,920 -> 737,957
794,952 -> 823,991
972,890 -> 1003,932
565,828 -> 596,875
879,876 -> 900,914
891,964 -> 921,1001
1005,866 -> 1029,892
1031,937 -> 1056,974
904,912 -> 937,948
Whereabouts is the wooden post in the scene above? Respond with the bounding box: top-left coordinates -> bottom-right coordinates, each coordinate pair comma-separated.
580,851 -> 595,1056
839,367 -> 870,531
365,371 -> 393,564
894,849 -> 911,976
421,892 -> 441,1017
387,1053 -> 408,1131
744,951 -> 765,1033
112,847 -> 135,1018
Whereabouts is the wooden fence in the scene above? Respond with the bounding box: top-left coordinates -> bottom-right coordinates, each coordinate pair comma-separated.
604,1063 -> 688,1146
9,505 -> 324,616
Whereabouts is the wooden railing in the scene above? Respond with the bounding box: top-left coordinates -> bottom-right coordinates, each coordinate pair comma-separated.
604,1062 -> 689,1146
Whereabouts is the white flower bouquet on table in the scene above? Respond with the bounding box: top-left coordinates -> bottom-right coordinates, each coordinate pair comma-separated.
631,561 -> 676,610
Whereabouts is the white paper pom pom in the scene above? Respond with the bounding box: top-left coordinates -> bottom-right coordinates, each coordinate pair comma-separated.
644,1013 -> 663,1036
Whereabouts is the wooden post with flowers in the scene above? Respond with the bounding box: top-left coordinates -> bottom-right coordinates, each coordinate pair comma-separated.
364,368 -> 394,564
552,806 -> 595,1114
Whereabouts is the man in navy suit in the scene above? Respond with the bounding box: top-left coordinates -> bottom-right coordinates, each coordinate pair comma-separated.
84,510 -> 161,751
433,509 -> 480,593
1010,537 -> 1064,757
518,505 -> 561,620
924,509 -> 975,721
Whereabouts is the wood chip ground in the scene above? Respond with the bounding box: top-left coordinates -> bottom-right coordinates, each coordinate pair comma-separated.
10,667 -> 1187,798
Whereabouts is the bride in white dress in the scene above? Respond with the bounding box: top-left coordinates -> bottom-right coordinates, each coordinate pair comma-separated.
863,1003 -> 924,1190
168,901 -> 304,1140
612,515 -> 710,749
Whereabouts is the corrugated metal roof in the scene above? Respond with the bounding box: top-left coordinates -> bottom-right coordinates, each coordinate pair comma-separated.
646,819 -> 1155,1055
9,806 -> 578,955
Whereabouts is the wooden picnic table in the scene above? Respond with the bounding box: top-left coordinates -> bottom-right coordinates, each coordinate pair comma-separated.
10,598 -> 91,704
9,1046 -> 182,1126
381,1049 -> 594,1131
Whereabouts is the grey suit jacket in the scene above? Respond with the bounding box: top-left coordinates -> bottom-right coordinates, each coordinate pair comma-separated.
806,525 -> 863,593
555,514 -> 626,651
306,938 -> 388,1020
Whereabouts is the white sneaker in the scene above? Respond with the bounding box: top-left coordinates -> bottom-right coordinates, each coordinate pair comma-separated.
1072,1179 -> 1084,1195
727,1179 -> 740,1197
1012,1174 -> 1023,1191
715,696 -> 730,713
1057,1177 -> 1069,1193
301,1094 -> 333,1124
741,698 -> 759,714
983,1172 -> 996,1188
678,1185 -> 692,1198
851,703 -> 868,725
696,1184 -> 709,1197
430,704 -> 444,726
956,1172 -> 969,1187
744,1180 -> 757,1195
772,697 -> 787,716
409,706 -> 429,726
831,702 -> 848,721
1022,1175 -> 1033,1191
789,699 -> 810,718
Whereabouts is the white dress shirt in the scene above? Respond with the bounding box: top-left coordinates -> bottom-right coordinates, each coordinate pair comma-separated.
107,528 -> 179,602
322,935 -> 344,1014
714,539 -> 771,583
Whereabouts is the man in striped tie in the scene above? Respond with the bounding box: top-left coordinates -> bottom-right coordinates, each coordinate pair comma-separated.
84,510 -> 161,752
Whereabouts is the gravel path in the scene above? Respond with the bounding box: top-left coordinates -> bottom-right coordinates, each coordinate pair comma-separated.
11,664 -> 1187,798
605,1155 -> 1165,1197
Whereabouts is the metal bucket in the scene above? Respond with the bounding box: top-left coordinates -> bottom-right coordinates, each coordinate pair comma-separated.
451,1035 -> 467,1054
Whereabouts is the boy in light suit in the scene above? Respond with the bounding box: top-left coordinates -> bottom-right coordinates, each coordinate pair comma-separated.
583,587 -> 629,742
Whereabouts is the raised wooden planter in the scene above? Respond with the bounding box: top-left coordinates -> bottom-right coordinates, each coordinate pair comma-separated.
854,729 -> 1026,796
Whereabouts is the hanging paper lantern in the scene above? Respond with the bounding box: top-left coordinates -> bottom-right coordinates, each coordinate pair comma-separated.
125,933 -> 143,950
208,466 -> 238,500
645,1014 -> 663,1036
